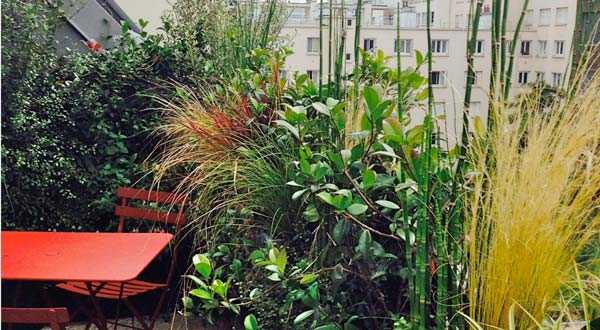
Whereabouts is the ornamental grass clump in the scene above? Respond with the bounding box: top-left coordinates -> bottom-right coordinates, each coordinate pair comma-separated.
467,72 -> 600,329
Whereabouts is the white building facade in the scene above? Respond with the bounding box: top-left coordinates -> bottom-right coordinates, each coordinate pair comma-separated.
280,0 -> 577,145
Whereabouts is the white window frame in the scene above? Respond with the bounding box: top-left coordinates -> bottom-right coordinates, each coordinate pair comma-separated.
455,14 -> 464,28
307,70 -> 319,81
539,8 -> 551,26
555,7 -> 568,26
524,9 -> 534,26
363,38 -> 376,52
537,40 -> 548,57
475,40 -> 484,55
554,40 -> 565,56
307,37 -> 320,54
520,40 -> 531,56
552,72 -> 562,87
431,39 -> 449,55
430,71 -> 446,86
395,39 -> 413,55
518,71 -> 529,85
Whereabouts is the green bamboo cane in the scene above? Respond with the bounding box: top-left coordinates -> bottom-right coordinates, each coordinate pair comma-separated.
396,2 -> 403,119
260,0 -> 277,48
459,0 -> 483,167
353,0 -> 363,113
415,1 -> 434,328
328,0 -> 333,90
335,0 -> 345,98
488,0 -> 502,130
503,0 -> 531,99
396,2 -> 416,321
499,0 -> 509,92
434,200 -> 448,330
319,0 -> 324,98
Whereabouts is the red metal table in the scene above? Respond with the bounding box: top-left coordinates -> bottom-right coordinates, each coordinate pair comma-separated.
1,231 -> 173,328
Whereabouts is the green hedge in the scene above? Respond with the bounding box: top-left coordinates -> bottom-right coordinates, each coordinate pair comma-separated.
1,1 -> 204,231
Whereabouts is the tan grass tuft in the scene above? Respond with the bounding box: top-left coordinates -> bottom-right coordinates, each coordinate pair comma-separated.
467,71 -> 600,329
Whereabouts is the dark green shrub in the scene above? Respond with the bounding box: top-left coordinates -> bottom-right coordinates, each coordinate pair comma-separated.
1,0 -> 205,231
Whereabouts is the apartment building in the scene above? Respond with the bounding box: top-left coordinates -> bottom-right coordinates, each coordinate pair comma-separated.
280,0 -> 578,145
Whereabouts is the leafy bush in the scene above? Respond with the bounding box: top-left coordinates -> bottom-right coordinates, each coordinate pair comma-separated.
156,39 -> 463,327
1,0 -> 206,230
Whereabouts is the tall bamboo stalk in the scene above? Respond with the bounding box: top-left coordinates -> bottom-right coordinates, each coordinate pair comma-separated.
353,0 -> 363,113
499,0 -> 509,92
503,0 -> 531,99
488,0 -> 502,130
328,0 -> 333,89
396,2 -> 416,323
434,201 -> 448,329
462,0 -> 483,152
415,0 -> 434,328
260,0 -> 277,48
319,0 -> 324,97
334,0 -> 345,98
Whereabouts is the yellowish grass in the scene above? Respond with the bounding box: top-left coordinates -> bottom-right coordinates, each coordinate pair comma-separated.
466,72 -> 600,329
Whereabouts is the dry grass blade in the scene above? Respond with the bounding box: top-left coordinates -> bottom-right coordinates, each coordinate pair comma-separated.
467,69 -> 600,329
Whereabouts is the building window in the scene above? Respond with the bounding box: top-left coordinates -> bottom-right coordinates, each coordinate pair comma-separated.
347,19 -> 352,26
556,7 -> 568,25
431,40 -> 449,55
307,37 -> 319,53
554,40 -> 565,56
465,70 -> 483,85
524,9 -> 534,26
552,72 -> 562,87
434,102 -> 446,115
537,40 -> 547,57
520,40 -> 531,56
345,53 -> 351,61
363,38 -> 376,52
539,8 -> 551,26
518,71 -> 529,85
430,71 -> 446,86
455,14 -> 464,28
417,12 -> 434,27
307,70 -> 319,81
536,71 -> 545,82
475,40 -> 484,55
395,39 -> 413,55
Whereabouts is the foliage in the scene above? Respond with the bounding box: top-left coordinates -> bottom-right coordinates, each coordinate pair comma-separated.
466,71 -> 600,328
1,0 -> 208,230
154,28 -> 467,326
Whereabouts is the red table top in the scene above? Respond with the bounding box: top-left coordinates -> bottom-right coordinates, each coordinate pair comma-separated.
1,231 -> 173,282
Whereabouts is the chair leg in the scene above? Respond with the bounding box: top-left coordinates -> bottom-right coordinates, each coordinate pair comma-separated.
149,287 -> 169,329
86,283 -> 108,330
114,283 -> 125,330
123,298 -> 151,330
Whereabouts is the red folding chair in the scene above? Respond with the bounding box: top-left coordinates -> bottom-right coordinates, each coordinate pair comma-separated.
2,307 -> 70,330
56,187 -> 187,330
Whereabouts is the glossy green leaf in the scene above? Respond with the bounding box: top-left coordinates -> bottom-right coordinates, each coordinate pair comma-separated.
192,254 -> 212,279
293,310 -> 315,325
189,288 -> 212,300
347,203 -> 368,216
244,314 -> 259,330
376,200 -> 400,209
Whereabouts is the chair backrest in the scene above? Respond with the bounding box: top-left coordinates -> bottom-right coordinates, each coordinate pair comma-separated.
2,307 -> 70,330
115,187 -> 187,233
